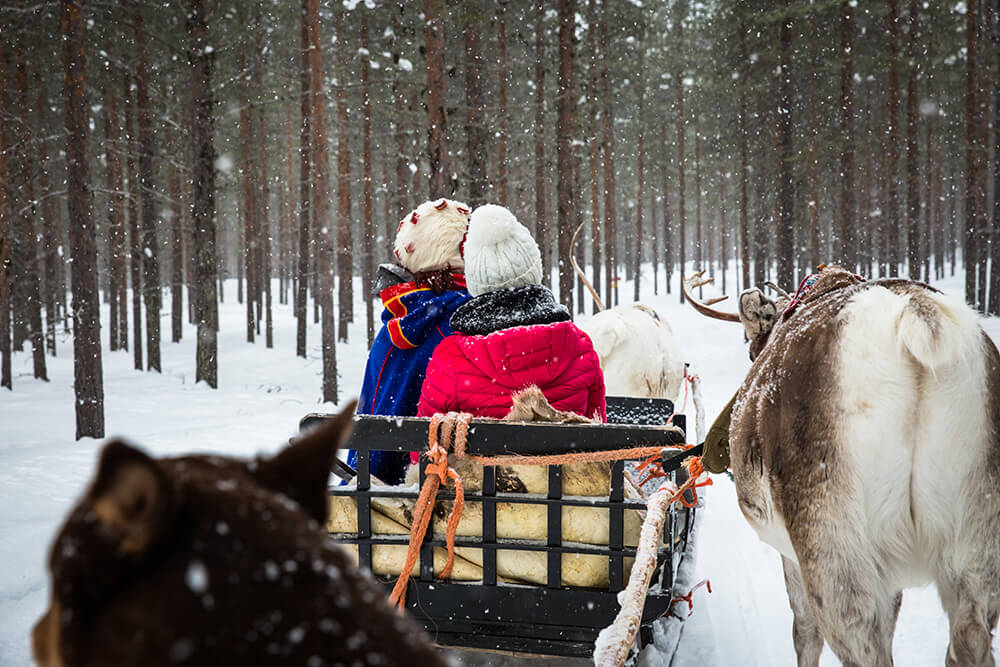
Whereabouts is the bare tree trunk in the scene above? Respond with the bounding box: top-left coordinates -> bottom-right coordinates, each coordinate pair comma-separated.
694,127 -> 703,271
905,0 -> 921,279
674,0 -> 688,301
633,40 -> 645,302
776,1 -> 795,290
587,10 -> 602,309
465,0 -> 490,207
336,5 -> 353,343
36,75 -> 58,358
104,72 -> 126,352
887,0 -> 902,276
425,0 -> 449,196
392,3 -> 412,219
991,0 -> 1000,314
125,69 -> 143,371
134,0 -> 161,371
239,37 -> 257,344
807,52 -> 821,271
838,0 -> 856,268
62,0 -> 104,438
189,0 -> 218,389
296,0 -> 311,359
738,12 -> 750,291
362,11 -> 375,348
556,0 -> 577,312
253,1 -> 272,349
0,44 -> 11,390
166,122 -> 184,343
307,0 -> 338,403
534,0 -> 550,285
496,0 -> 509,203
966,0 -> 986,307
600,1 -> 617,306
662,122 -> 673,294
14,27 -> 46,381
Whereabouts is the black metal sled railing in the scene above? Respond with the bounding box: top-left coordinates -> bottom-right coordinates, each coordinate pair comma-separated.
301,396 -> 696,658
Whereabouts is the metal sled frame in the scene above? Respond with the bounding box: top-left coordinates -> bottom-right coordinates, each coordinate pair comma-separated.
302,397 -> 696,658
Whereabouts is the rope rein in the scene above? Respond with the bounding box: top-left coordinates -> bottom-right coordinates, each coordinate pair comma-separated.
387,410 -> 711,610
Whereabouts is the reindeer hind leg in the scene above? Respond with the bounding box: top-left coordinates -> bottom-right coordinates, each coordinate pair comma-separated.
937,572 -> 997,667
782,555 -> 824,667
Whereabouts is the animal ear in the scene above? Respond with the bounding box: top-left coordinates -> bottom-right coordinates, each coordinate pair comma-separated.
253,400 -> 358,524
89,440 -> 172,556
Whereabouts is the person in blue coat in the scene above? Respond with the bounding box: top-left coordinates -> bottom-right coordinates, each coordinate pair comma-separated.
350,198 -> 473,485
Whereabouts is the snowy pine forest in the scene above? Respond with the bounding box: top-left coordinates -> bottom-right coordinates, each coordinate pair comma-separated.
2,0 -> 1000,664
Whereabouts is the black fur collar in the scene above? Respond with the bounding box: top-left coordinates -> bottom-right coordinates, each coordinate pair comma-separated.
450,284 -> 570,335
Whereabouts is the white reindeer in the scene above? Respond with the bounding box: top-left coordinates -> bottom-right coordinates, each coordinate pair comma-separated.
570,225 -> 685,402
684,266 -> 1000,667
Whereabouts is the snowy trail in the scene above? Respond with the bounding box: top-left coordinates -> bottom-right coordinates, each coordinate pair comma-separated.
2,271 -> 999,665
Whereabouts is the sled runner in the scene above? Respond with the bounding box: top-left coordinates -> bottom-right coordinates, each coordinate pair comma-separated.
301,396 -> 698,659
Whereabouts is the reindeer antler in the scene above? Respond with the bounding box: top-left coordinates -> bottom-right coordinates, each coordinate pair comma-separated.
570,223 -> 605,312
681,271 -> 742,322
764,281 -> 791,299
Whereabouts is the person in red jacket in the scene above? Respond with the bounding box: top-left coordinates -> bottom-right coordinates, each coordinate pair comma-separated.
417,204 -> 606,421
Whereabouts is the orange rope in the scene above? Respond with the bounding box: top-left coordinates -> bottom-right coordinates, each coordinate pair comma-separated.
465,445 -> 689,468
669,578 -> 712,618
388,411 -> 707,611
388,412 -> 469,610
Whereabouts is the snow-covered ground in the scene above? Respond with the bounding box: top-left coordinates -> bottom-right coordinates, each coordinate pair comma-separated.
1,268 -> 998,665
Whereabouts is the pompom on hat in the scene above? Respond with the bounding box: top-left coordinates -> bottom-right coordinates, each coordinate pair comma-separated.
464,204 -> 543,297
393,198 -> 472,275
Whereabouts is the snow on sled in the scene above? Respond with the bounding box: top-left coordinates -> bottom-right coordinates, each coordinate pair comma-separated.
300,396 -> 700,661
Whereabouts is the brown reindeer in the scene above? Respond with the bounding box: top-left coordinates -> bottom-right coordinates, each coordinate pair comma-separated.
684,266 -> 1000,667
32,401 -> 449,667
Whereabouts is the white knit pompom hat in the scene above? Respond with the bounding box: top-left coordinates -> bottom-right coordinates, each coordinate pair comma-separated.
393,198 -> 471,274
464,204 -> 543,297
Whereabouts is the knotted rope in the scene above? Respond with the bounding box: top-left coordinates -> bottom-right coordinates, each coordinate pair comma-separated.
388,412 -> 469,610
388,412 -> 709,611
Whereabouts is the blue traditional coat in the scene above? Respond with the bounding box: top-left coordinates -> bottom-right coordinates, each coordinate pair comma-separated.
349,276 -> 471,484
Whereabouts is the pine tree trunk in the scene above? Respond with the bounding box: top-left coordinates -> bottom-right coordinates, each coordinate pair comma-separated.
990,0 -> 1000,314
534,0 -> 550,286
188,0 -> 218,389
556,0 -> 576,312
125,70 -> 143,371
674,1 -> 688,301
662,122 -> 673,294
62,0 -> 104,438
887,0 -> 902,276
425,0 -> 449,197
336,5 -> 353,344
36,76 -> 58,358
165,122 -> 184,343
634,42 -> 645,303
904,0 -> 921,279
307,0 -> 338,403
465,0 -> 490,207
361,12 -> 375,348
694,126 -> 703,272
807,53 -> 821,271
14,30 -> 47,381
838,0 -> 856,268
496,0 -> 509,203
104,73 -> 126,352
776,2 -> 795,290
966,0 -> 986,307
392,3 -> 411,219
738,13 -> 750,291
600,2 -> 617,306
134,0 -> 160,371
0,44 -> 11,390
239,38 -> 257,344
296,0 -> 311,359
587,30 -> 602,310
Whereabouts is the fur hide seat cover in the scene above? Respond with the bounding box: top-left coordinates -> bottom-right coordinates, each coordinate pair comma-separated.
329,388 -> 681,588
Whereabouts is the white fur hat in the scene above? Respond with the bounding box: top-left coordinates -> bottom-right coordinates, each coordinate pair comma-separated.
464,204 -> 543,297
393,198 -> 471,274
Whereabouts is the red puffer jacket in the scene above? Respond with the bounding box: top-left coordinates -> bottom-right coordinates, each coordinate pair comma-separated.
417,285 -> 607,421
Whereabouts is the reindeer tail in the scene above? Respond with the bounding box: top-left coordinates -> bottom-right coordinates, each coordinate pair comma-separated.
896,289 -> 981,371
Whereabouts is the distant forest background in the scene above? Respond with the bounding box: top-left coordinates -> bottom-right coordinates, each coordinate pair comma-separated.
0,0 -> 998,438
